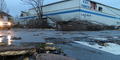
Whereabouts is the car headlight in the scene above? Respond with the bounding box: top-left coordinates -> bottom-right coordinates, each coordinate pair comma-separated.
8,22 -> 11,26
0,22 -> 3,26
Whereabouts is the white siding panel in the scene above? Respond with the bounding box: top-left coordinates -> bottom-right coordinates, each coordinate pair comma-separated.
43,0 -> 80,13
42,0 -> 120,26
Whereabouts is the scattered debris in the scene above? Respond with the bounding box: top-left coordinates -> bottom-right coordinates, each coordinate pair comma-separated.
0,42 -> 7,46
34,43 -> 66,55
56,19 -> 115,31
11,37 -> 22,40
45,37 -> 73,44
33,34 -> 39,36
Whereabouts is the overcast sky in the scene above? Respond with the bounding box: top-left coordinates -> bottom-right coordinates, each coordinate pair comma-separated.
5,0 -> 120,17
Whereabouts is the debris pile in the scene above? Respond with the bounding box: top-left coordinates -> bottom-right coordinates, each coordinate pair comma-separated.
35,43 -> 66,55
0,46 -> 36,56
56,20 -> 115,31
11,37 -> 22,40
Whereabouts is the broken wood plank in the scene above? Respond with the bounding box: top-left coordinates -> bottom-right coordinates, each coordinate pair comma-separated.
0,46 -> 36,56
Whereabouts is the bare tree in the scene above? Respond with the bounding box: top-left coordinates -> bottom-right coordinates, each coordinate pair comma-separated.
0,0 -> 7,19
21,0 -> 44,27
0,0 -> 7,11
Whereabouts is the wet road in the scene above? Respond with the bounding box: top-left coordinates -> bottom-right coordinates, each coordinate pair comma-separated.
1,29 -> 120,60
60,43 -> 120,60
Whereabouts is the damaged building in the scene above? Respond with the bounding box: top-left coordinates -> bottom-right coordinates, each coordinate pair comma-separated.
0,11 -> 11,21
19,0 -> 120,30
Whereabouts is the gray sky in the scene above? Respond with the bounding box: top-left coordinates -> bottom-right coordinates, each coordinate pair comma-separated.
5,0 -> 120,17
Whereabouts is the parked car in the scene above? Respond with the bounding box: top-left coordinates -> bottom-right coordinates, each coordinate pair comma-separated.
0,21 -> 12,29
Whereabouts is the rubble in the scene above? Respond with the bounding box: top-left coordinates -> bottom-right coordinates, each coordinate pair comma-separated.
11,37 -> 22,40
56,20 -> 115,31
35,43 -> 65,55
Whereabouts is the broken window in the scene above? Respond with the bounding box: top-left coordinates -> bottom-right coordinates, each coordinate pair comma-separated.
90,2 -> 97,10
98,7 -> 103,12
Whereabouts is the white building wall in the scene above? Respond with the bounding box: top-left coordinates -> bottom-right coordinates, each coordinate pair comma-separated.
28,0 -> 120,26
28,9 -> 37,16
43,0 -> 80,21
80,8 -> 120,26
43,0 -> 80,13
79,0 -> 120,26
97,4 -> 120,17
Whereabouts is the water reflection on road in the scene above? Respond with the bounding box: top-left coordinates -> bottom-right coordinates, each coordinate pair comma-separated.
1,29 -> 120,60
1,29 -> 120,46
7,35 -> 13,45
0,30 -> 14,46
0,29 -> 46,46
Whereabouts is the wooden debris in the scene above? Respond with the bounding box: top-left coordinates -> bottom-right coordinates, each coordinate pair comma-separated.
0,46 -> 36,56
0,42 -> 7,46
